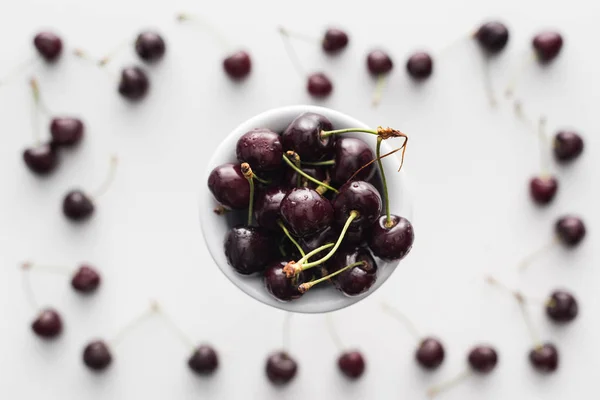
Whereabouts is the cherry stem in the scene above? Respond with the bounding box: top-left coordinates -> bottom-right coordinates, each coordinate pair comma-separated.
20,266 -> 40,311
154,302 -> 196,350
321,128 -> 378,138
0,56 -> 37,87
283,152 -> 338,193
241,163 -> 255,226
213,205 -> 231,215
252,173 -> 270,185
518,236 -> 559,271
73,49 -> 118,80
176,13 -> 233,53
537,116 -> 550,177
380,302 -> 422,341
427,369 -> 472,398
278,26 -> 321,45
326,313 -> 344,350
301,159 -> 335,166
289,152 -> 302,187
98,40 -> 132,67
375,137 -> 392,227
109,301 -> 159,348
91,155 -> 119,199
29,77 -> 44,144
372,74 -> 387,107
277,220 -> 305,257
298,260 -> 366,293
480,54 -> 497,107
282,312 -> 293,352
277,26 -> 307,79
505,50 -> 536,99
21,261 -> 72,276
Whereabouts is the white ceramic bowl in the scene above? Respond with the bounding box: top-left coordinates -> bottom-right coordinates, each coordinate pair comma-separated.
200,105 -> 413,313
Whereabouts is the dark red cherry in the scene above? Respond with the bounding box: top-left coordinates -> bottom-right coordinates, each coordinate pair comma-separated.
223,51 -> 251,80
475,21 -> 509,54
71,265 -> 101,294
322,29 -> 349,53
50,117 -> 84,147
367,50 -> 393,75
236,129 -> 283,172
415,337 -> 445,370
369,215 -> 414,262
188,345 -> 219,375
332,181 -> 382,231
281,112 -> 335,161
33,32 -> 63,62
62,190 -> 95,221
23,143 -> 58,175
135,31 -> 166,63
331,137 -> 374,185
555,216 -> 586,247
533,32 -> 563,63
529,343 -> 559,373
32,308 -> 63,338
118,66 -> 149,101
329,247 -> 377,296
264,261 -> 306,302
280,187 -> 333,237
546,290 -> 578,323
468,346 -> 498,373
83,340 -> 112,371
338,351 -> 365,379
529,176 -> 558,205
266,351 -> 298,385
254,187 -> 287,231
307,72 -> 333,98
224,226 -> 275,275
554,131 -> 583,162
406,52 -> 433,80
208,163 -> 250,210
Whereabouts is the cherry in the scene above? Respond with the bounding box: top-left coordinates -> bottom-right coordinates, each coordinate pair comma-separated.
406,52 -> 433,80
63,190 -> 95,221
32,308 -> 63,338
330,137 -> 375,185
135,31 -> 166,63
529,176 -> 558,205
328,247 -> 377,296
533,31 -> 563,63
50,117 -> 84,147
71,265 -> 101,294
280,187 -> 333,237
546,290 -> 578,323
254,187 -> 287,231
367,50 -> 393,75
322,29 -> 349,53
369,215 -> 414,262
224,226 -> 275,275
474,21 -> 509,54
338,351 -> 365,379
188,345 -> 219,375
236,129 -> 283,172
554,131 -> 583,162
83,340 -> 113,371
118,66 -> 149,100
529,343 -> 559,373
264,261 -> 307,301
208,163 -> 250,210
555,216 -> 586,247
223,51 -> 252,80
34,32 -> 63,62
468,345 -> 498,373
307,72 -> 333,98
23,143 -> 58,175
332,181 -> 382,232
281,112 -> 335,161
416,338 -> 445,370
266,351 -> 298,385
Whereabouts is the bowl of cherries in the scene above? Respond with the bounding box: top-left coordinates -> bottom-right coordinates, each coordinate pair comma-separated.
201,105 -> 414,313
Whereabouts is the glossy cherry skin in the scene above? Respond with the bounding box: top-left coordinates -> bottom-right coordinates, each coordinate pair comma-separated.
264,261 -> 306,302
224,226 -> 275,275
533,32 -> 563,63
135,31 -> 166,63
118,66 -> 149,100
33,32 -> 62,62
188,345 -> 219,375
50,117 -> 84,147
71,265 -> 101,293
283,165 -> 328,190
554,131 -> 583,162
329,247 -> 377,296
369,215 -> 414,262
236,129 -> 282,172
266,351 -> 298,385
475,21 -> 509,54
468,346 -> 498,373
322,29 -> 349,53
281,112 -> 335,161
254,187 -> 287,231
338,351 -> 365,379
23,143 -> 58,175
223,51 -> 251,80
32,308 -> 63,338
415,337 -> 445,370
406,52 -> 433,80
367,50 -> 393,75
546,290 -> 578,323
529,176 -> 558,205
529,343 -> 559,373
208,163 -> 250,210
331,137 -> 374,185
63,190 -> 95,221
280,187 -> 333,237
555,216 -> 586,247
332,181 -> 382,232
83,340 -> 112,371
307,73 -> 333,98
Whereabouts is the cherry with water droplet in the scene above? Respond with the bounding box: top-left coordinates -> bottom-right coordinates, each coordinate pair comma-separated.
280,187 -> 334,237
281,112 -> 335,161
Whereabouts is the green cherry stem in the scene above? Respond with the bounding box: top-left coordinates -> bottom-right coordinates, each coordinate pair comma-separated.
298,260 -> 366,293
288,151 -> 302,187
301,159 -> 335,166
321,128 -> 378,138
283,152 -> 338,193
376,137 -> 392,227
252,173 -> 270,185
278,220 -> 305,257
241,163 -> 255,226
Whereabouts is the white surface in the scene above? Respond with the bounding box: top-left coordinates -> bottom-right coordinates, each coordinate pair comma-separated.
0,0 -> 598,399
201,105 -> 413,313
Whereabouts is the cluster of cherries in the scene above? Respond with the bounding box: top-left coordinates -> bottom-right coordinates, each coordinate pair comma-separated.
208,112 -> 414,302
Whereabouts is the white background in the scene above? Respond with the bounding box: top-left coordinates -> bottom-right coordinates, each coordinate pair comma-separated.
0,0 -> 598,399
